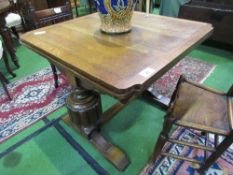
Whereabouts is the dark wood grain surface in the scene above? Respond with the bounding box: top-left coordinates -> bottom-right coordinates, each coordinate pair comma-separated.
21,12 -> 213,100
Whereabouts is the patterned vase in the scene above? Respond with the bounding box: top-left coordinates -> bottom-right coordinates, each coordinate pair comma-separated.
95,0 -> 136,34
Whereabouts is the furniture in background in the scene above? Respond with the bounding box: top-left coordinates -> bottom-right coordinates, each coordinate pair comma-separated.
21,12 -> 212,170
70,0 -> 80,17
0,40 -> 11,100
159,0 -> 190,17
17,0 -> 73,30
0,0 -> 19,68
5,12 -> 21,39
155,0 -> 160,6
0,41 -> 16,77
135,0 -> 157,13
85,0 -> 97,14
135,0 -> 144,12
179,0 -> 233,45
5,0 -> 22,39
153,75 -> 233,173
25,0 -> 71,11
49,0 -> 95,17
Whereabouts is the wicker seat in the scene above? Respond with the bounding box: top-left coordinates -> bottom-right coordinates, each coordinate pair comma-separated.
153,75 -> 233,173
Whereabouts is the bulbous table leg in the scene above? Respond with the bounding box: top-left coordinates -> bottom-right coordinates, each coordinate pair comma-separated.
66,86 -> 130,171
67,87 -> 102,137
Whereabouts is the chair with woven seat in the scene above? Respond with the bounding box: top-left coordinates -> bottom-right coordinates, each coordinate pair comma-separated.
0,40 -> 11,100
152,75 -> 233,174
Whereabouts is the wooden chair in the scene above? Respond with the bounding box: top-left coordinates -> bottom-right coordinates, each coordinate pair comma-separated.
5,0 -> 23,39
153,75 -> 233,174
17,0 -> 73,31
0,0 -> 20,68
0,40 -> 11,100
0,39 -> 16,78
15,0 -> 70,89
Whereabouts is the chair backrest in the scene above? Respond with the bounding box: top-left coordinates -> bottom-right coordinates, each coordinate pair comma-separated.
30,0 -> 49,10
17,0 -> 72,31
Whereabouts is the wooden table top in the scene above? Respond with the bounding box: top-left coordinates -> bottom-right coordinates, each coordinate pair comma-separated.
21,12 -> 213,99
0,0 -> 10,14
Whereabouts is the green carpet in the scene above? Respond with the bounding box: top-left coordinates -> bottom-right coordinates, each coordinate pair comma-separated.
0,16 -> 233,175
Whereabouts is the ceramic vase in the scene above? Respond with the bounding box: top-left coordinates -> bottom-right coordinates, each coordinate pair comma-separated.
95,0 -> 136,34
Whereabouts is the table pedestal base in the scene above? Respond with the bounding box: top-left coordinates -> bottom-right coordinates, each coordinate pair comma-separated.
66,87 -> 129,171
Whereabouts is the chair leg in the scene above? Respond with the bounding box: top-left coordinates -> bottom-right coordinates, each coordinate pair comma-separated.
0,72 -> 11,100
198,130 -> 233,173
152,114 -> 175,161
203,132 -> 208,161
50,63 -> 59,88
214,134 -> 219,148
1,27 -> 20,68
11,27 -> 20,40
1,72 -> 10,84
2,50 -> 16,77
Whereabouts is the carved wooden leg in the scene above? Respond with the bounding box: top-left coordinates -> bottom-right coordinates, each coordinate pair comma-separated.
67,87 -> 102,137
2,50 -> 16,77
50,63 -> 58,88
66,85 -> 130,171
0,71 -> 11,100
152,114 -> 174,161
